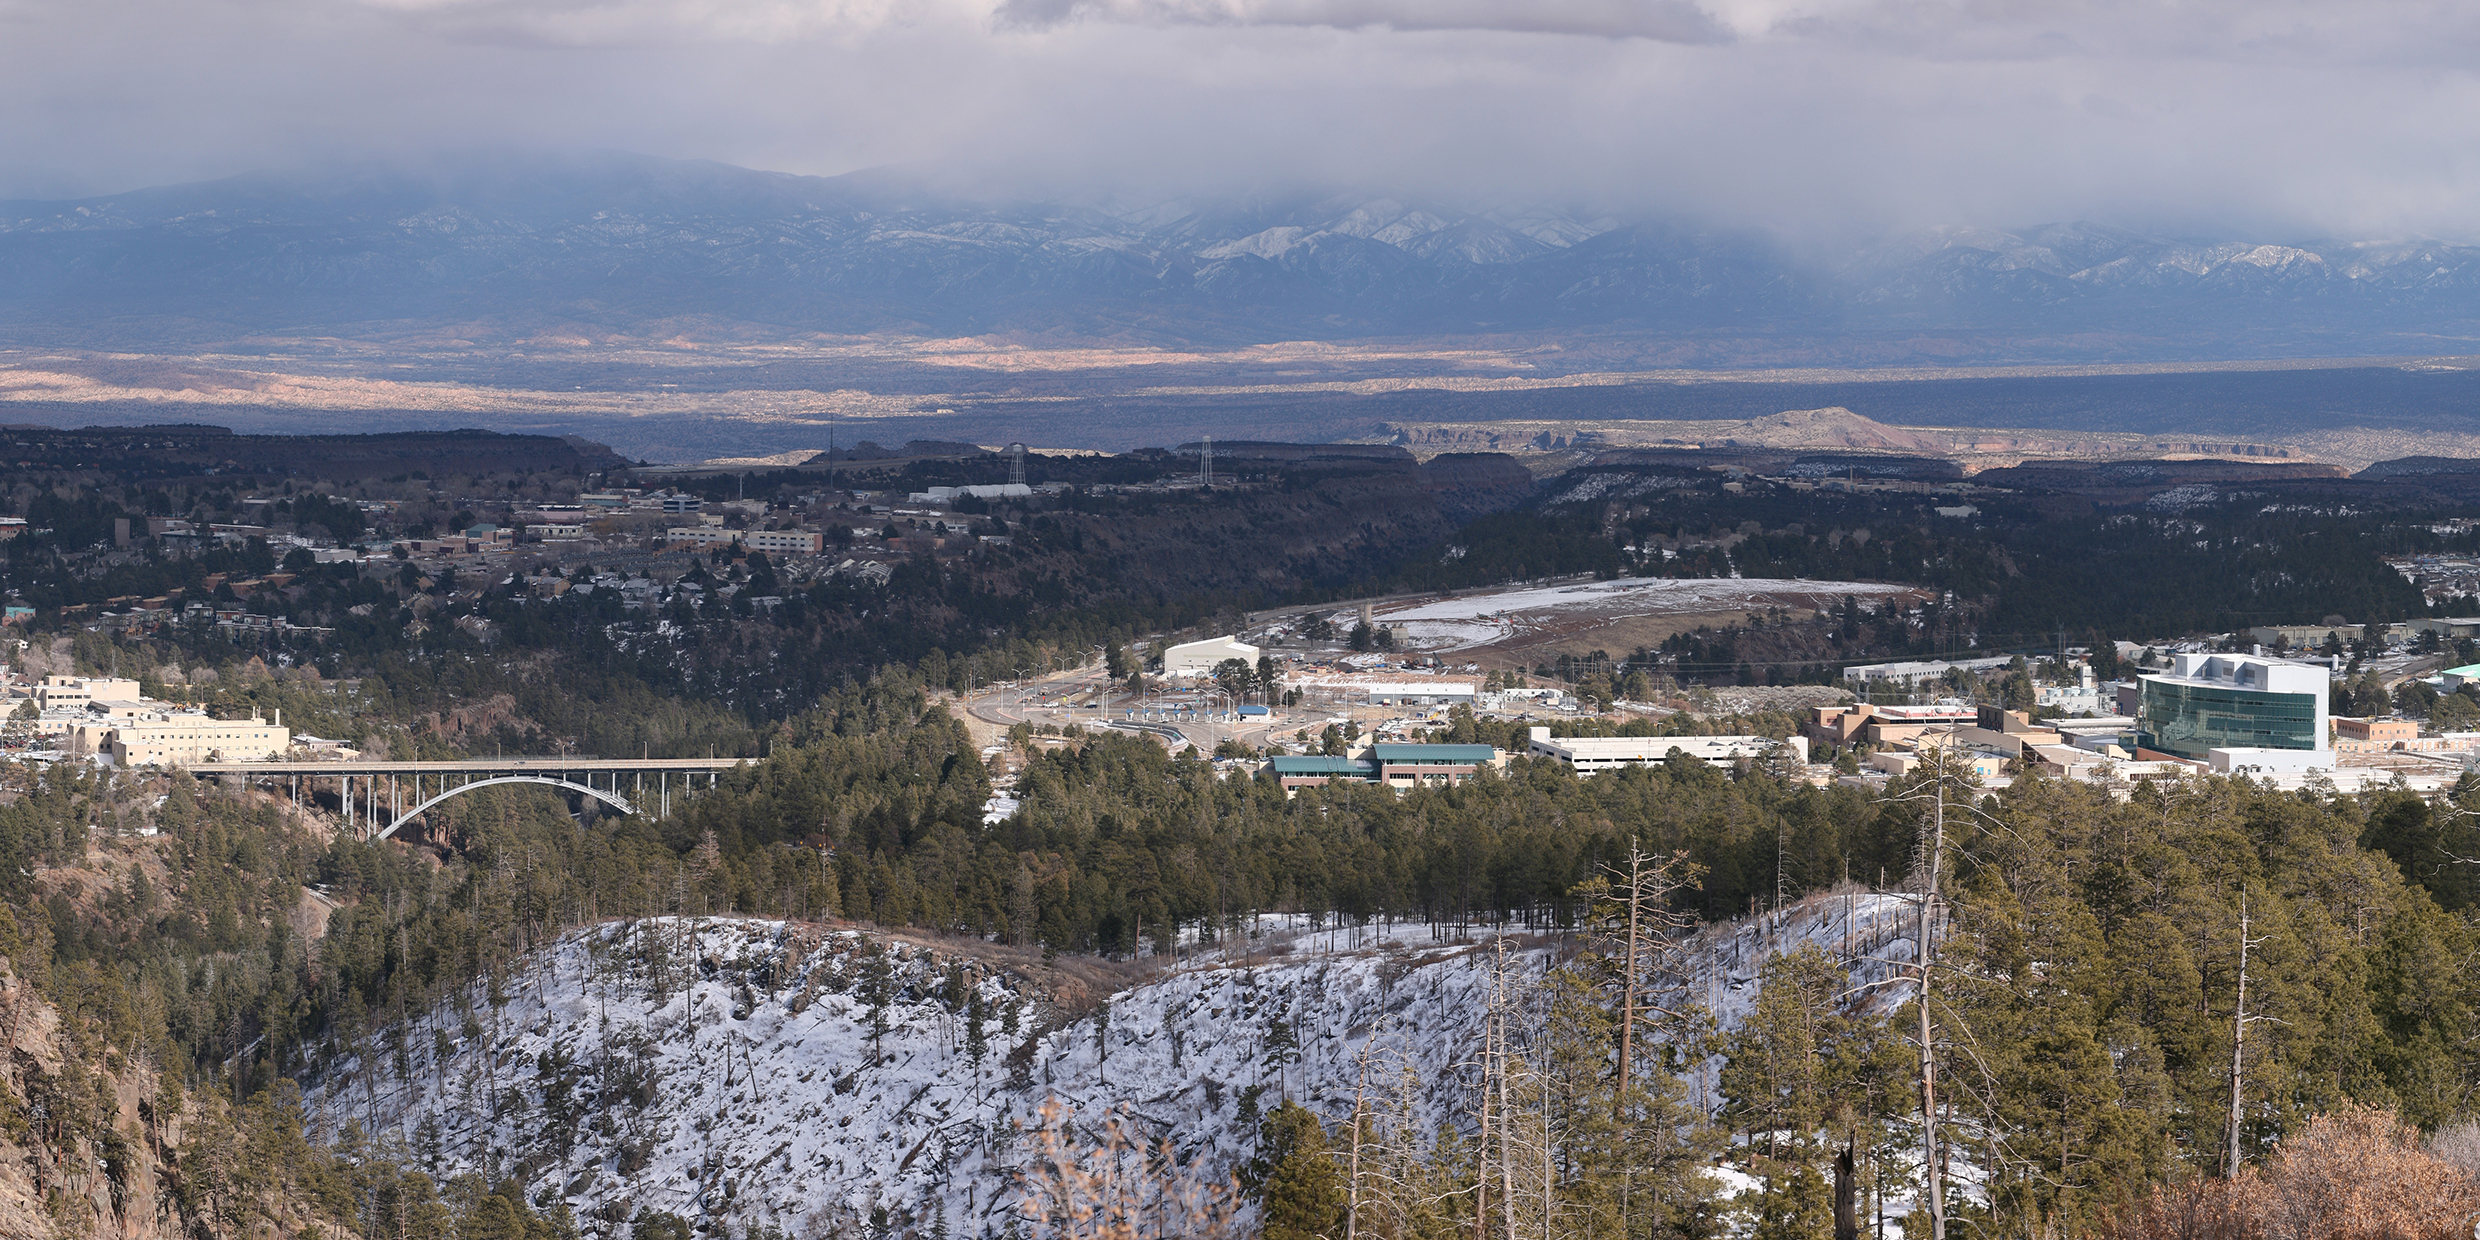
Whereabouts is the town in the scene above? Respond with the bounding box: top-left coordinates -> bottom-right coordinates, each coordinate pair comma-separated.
6,421 -> 2480,1238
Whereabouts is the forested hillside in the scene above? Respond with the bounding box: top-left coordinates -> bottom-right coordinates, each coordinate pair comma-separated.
3,663 -> 2479,1235
10,430 -> 2480,1236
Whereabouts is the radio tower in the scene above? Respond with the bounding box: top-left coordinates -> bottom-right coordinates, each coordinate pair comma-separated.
1200,435 -> 1214,488
1007,442 -> 1027,487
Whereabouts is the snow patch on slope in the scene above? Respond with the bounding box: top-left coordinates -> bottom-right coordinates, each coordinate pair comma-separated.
305,891 -> 1927,1238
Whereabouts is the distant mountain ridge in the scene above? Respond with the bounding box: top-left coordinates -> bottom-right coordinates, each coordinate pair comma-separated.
6,153 -> 2480,357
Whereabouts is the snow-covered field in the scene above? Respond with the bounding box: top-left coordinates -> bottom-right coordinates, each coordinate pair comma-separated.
306,892 -> 1927,1239
1366,577 -> 1920,653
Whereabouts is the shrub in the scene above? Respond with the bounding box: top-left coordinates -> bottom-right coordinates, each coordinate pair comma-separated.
2103,1105 -> 2480,1240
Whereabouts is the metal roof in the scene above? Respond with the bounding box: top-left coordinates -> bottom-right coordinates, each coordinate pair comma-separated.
1268,756 -> 1375,775
1369,743 -> 1498,763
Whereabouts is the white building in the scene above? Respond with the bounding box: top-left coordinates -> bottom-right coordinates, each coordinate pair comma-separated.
1163,635 -> 1262,678
23,675 -> 291,765
2037,666 -> 2104,716
1527,727 -> 1808,772
2136,652 -> 2330,763
32,675 -> 142,712
1481,687 -> 1565,711
665,528 -> 825,554
907,484 -> 1033,505
2207,747 -> 2334,775
102,711 -> 291,766
1284,672 -> 1479,707
1842,656 -> 2018,687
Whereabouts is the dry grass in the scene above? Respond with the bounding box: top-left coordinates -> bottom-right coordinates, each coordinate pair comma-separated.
1016,1097 -> 1241,1240
2100,1105 -> 2480,1240
854,922 -> 1161,1014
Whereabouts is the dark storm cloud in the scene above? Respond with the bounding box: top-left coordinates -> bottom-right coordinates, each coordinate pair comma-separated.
3,0 -> 2478,241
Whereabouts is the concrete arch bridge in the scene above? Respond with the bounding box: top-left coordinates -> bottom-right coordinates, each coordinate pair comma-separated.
188,757 -> 742,840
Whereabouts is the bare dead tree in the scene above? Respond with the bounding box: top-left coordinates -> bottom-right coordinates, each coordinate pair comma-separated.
2227,890 -> 2275,1177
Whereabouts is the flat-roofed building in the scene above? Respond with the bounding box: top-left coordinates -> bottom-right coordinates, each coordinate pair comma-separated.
1268,755 -> 1371,792
665,528 -> 825,554
1529,727 -> 1809,772
2208,747 -> 2333,775
2334,717 -> 2420,748
1841,656 -> 2016,687
2136,652 -> 2329,763
1868,748 -> 2008,780
2247,624 -> 2362,649
1268,743 -> 1501,793
33,676 -> 141,712
1370,743 -> 1499,787
1807,702 -> 1977,750
1283,671 -> 1478,707
2406,618 -> 2480,641
94,709 -> 290,766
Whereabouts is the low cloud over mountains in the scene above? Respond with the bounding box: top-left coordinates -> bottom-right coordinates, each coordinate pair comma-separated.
6,156 -> 2480,362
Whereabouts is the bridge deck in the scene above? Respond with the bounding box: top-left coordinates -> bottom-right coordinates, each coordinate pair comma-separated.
192,757 -> 746,776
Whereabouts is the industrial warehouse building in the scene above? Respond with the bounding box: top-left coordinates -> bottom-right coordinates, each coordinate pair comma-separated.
2136,652 -> 2329,764
1281,672 -> 1479,707
1161,635 -> 1261,677
1526,727 -> 1809,772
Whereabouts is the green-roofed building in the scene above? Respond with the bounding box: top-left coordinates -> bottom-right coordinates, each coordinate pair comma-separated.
1268,744 -> 1501,794
1268,754 -> 1377,793
2445,664 -> 2480,691
1369,743 -> 1497,788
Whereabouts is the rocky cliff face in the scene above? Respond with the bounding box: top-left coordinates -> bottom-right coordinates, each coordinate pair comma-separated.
0,950 -> 253,1239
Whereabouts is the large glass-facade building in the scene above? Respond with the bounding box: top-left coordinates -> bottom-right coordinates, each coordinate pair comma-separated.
2136,653 -> 2329,762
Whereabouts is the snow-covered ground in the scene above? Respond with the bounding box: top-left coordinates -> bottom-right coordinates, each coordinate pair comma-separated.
1366,577 -> 1920,652
306,892 -> 1929,1239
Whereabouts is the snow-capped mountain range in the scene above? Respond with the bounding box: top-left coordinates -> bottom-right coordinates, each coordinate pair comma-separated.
7,154 -> 2480,355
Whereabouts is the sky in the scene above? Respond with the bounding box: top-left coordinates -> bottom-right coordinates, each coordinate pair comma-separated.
3,0 -> 2478,240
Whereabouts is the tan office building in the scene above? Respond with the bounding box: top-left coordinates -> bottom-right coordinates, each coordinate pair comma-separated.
93,710 -> 290,766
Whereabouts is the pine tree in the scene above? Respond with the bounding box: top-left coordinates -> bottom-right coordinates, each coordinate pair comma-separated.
1262,1010 -> 1302,1100
1746,1162 -> 1832,1240
966,990 -> 989,1100
1721,946 -> 1844,1157
1250,1102 -> 1347,1240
